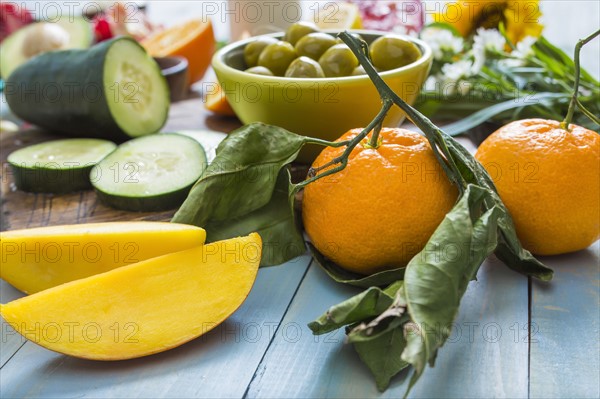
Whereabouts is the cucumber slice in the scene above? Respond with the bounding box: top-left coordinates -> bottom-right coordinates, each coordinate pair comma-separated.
7,139 -> 116,194
5,37 -> 169,141
91,134 -> 207,212
162,129 -> 227,162
0,16 -> 93,79
104,39 -> 170,137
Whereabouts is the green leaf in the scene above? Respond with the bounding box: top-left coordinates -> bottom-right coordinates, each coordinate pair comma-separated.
354,326 -> 409,391
443,135 -> 554,281
494,221 -> 554,281
172,122 -> 309,266
205,169 -> 306,267
534,36 -> 598,85
532,49 -> 569,80
422,22 -> 462,37
307,242 -> 406,288
347,287 -> 409,343
308,284 -> 401,335
173,123 -> 307,224
401,185 -> 502,394
417,32 -> 600,134
442,92 -> 570,136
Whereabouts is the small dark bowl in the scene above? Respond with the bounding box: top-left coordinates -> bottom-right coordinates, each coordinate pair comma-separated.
154,56 -> 189,102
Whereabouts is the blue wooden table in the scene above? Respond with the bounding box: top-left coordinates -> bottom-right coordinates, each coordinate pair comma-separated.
2,2 -> 600,396
1,126 -> 598,398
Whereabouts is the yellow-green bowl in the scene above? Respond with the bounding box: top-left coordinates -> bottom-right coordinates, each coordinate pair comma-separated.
212,30 -> 433,163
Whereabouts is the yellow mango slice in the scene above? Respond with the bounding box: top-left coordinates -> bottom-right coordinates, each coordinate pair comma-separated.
0,222 -> 206,294
0,233 -> 262,360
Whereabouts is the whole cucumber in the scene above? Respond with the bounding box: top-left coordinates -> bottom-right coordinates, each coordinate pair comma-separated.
5,37 -> 170,141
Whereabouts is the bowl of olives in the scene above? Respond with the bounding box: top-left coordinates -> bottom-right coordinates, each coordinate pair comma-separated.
212,22 -> 433,162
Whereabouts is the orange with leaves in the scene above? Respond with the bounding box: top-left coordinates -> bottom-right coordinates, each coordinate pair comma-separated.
302,128 -> 458,275
476,119 -> 600,255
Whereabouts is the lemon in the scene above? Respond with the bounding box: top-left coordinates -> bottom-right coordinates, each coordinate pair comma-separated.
313,2 -> 363,30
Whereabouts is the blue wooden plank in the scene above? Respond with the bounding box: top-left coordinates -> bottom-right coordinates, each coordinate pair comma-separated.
0,255 -> 311,398
529,242 -> 600,398
0,280 -> 26,367
246,258 -> 529,398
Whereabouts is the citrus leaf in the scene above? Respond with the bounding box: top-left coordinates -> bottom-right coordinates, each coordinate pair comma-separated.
307,242 -> 406,287
205,169 -> 306,267
348,313 -> 408,343
172,122 -> 309,266
308,282 -> 403,335
173,122 -> 308,224
401,185 -> 503,395
354,326 -> 409,392
443,135 -> 554,281
347,287 -> 409,343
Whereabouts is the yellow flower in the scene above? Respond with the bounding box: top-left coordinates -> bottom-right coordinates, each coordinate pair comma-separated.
434,0 -> 543,44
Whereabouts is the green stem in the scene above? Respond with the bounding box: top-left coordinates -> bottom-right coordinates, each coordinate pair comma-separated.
367,100 -> 392,148
369,120 -> 383,146
561,29 -> 600,130
576,98 -> 600,125
297,103 -> 392,190
339,32 -> 466,190
305,137 -> 350,148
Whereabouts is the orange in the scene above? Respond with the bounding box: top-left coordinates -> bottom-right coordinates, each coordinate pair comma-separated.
142,19 -> 215,84
302,128 -> 458,275
205,82 -> 236,117
476,118 -> 600,255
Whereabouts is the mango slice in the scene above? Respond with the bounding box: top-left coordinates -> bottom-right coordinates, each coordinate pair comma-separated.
0,233 -> 262,360
0,222 -> 206,294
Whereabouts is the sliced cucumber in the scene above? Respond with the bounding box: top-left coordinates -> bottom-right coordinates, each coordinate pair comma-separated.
7,139 -> 116,194
103,39 -> 170,137
91,134 -> 207,212
5,37 -> 169,141
162,129 -> 227,162
0,16 -> 93,79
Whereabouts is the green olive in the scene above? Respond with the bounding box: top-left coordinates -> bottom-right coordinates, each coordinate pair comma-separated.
351,65 -> 382,76
335,33 -> 364,44
352,65 -> 367,76
243,36 -> 279,68
284,21 -> 318,46
369,35 -> 422,71
245,66 -> 274,76
295,32 -> 337,61
318,44 -> 359,77
257,41 -> 297,76
284,56 -> 325,78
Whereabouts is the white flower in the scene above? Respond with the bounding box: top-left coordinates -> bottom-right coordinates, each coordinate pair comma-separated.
512,36 -> 537,59
424,76 -> 438,91
439,60 -> 475,95
497,36 -> 538,68
441,60 -> 474,81
498,58 -> 524,68
471,28 -> 506,73
473,28 -> 506,53
472,48 -> 486,74
420,28 -> 464,60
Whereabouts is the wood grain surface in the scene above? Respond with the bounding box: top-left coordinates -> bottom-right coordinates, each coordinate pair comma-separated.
0,257 -> 313,399
1,99 -> 599,398
0,100 -> 242,232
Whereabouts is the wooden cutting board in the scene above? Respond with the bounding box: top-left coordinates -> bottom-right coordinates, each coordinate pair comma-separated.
0,98 -> 243,231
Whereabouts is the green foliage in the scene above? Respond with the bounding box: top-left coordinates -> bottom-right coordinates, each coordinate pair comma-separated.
172,123 -> 307,266
417,26 -> 599,135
